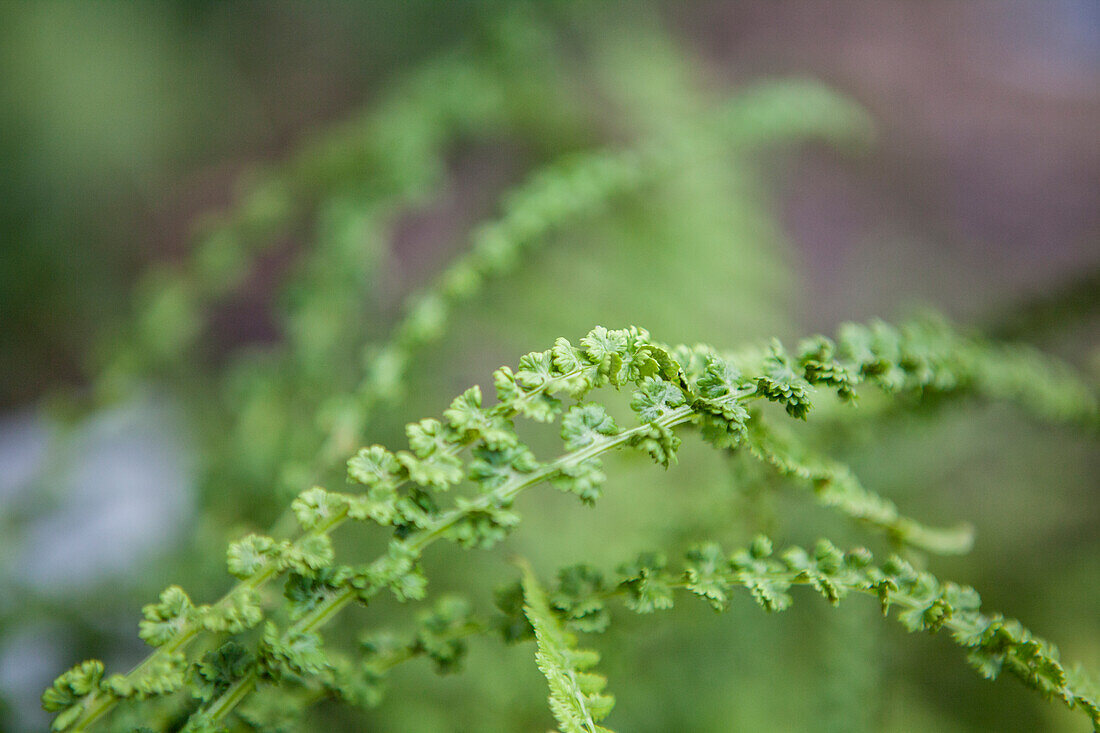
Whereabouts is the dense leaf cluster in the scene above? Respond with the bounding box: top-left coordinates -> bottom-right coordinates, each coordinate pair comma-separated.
45,318 -> 1099,731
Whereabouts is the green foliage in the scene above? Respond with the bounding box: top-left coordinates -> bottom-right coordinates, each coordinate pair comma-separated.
41,661 -> 104,732
43,318 -> 1100,731
511,538 -> 1100,730
26,9 -> 1098,732
520,560 -> 615,733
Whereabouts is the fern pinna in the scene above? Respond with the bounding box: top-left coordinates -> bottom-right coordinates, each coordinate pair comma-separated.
520,559 -> 614,733
45,318 -> 1100,731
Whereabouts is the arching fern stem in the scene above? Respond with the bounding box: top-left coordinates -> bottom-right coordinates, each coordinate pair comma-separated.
45,319 -> 1099,731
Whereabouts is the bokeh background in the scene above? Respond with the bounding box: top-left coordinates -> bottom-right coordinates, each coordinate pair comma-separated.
1,2 -> 1098,731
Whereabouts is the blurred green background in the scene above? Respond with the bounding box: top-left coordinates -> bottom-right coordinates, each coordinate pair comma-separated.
1,2 -> 1098,731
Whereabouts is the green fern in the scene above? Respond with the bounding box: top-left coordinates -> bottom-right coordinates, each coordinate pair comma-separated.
520,559 -> 615,733
44,318 -> 1099,731
506,538 -> 1100,730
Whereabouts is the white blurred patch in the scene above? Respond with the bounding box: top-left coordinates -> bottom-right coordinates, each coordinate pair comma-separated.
0,412 -> 50,503
2,395 -> 195,593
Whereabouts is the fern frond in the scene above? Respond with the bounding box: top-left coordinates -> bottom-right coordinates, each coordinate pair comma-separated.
504,539 -> 1100,730
664,540 -> 1100,730
221,536 -> 1100,731
48,319 -> 1097,730
520,559 -> 615,733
